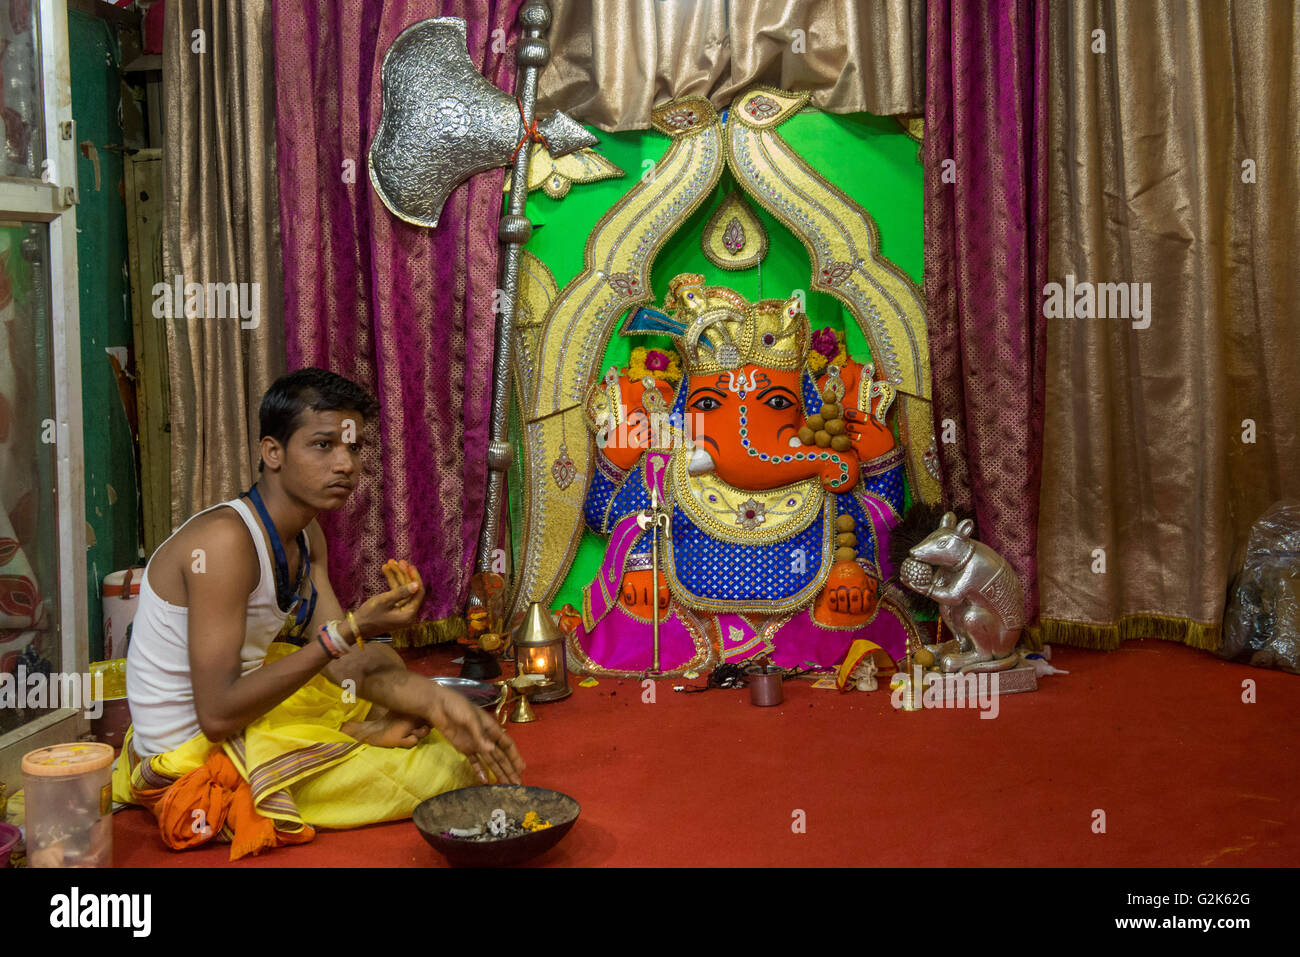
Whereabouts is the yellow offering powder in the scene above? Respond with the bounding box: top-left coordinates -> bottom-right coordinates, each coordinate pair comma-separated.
522,811 -> 553,832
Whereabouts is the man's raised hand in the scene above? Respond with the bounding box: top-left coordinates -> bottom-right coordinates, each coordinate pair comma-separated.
354,560 -> 426,638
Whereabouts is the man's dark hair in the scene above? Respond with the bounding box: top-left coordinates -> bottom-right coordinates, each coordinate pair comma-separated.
258,368 -> 380,472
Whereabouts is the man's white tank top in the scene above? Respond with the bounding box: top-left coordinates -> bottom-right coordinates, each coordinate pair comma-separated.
125,496 -> 299,756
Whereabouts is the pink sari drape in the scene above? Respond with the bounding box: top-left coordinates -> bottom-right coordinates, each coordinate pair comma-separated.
273,0 -> 524,641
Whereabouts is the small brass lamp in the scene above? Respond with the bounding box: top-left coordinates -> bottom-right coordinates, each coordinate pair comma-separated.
513,602 -> 571,703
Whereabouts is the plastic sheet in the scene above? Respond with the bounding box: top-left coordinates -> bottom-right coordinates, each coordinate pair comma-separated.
1221,501 -> 1300,674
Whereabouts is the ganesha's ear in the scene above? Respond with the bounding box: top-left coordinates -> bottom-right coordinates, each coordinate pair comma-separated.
956,518 -> 975,538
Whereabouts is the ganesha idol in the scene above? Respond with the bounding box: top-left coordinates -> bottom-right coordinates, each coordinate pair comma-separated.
569,273 -> 917,680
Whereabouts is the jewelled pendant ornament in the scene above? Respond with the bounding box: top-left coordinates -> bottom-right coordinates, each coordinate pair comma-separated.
552,443 -> 577,490
923,437 -> 942,482
734,498 -> 767,530
701,189 -> 769,271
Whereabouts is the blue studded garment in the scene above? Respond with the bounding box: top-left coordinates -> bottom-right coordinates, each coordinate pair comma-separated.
584,465 -> 623,534
861,458 -> 905,514
665,499 -> 834,614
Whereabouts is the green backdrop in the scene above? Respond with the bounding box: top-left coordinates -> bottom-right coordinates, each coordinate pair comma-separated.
509,110 -> 923,611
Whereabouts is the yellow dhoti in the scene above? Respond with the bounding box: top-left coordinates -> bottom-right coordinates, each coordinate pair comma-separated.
113,643 -> 479,857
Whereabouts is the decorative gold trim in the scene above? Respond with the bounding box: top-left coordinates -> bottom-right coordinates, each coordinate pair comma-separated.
896,115 -> 924,145
720,618 -> 774,660
651,97 -> 718,137
860,444 -> 907,478
727,85 -> 940,504
506,252 -> 560,617
513,250 -> 558,408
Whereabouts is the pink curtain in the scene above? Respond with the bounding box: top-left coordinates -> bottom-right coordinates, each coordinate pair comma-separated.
923,0 -> 1049,627
273,0 -> 524,642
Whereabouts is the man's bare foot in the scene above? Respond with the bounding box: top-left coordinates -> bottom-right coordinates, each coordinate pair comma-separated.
341,712 -> 431,748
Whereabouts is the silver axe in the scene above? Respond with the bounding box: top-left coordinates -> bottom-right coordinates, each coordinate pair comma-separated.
368,5 -> 597,593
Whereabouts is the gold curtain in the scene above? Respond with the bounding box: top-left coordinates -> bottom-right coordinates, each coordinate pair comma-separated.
536,0 -> 926,130
1037,0 -> 1300,649
162,0 -> 285,526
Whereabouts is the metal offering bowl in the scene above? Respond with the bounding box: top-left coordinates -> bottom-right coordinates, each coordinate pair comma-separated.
430,676 -> 504,710
413,785 -> 580,867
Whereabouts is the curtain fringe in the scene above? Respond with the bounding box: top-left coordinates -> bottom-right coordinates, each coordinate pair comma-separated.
1019,627 -> 1045,653
1028,616 -> 1222,653
389,615 -> 466,649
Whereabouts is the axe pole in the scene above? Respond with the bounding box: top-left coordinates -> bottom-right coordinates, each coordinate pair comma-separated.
473,0 -> 553,587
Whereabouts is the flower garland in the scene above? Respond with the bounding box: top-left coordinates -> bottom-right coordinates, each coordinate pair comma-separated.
806,327 -> 848,374
628,345 -> 682,384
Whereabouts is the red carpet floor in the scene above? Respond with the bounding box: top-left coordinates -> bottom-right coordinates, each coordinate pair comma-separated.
112,639 -> 1300,867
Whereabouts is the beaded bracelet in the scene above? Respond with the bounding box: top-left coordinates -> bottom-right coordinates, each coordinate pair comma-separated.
323,620 -> 349,657
317,630 -> 341,660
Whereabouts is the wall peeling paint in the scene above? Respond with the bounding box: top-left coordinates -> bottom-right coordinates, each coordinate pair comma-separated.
78,140 -> 101,190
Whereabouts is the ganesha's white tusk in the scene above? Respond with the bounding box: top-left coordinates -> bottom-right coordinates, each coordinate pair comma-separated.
687,448 -> 715,475
788,436 -> 803,447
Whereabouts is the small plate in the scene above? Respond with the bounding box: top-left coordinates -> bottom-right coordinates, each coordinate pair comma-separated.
430,675 -> 503,710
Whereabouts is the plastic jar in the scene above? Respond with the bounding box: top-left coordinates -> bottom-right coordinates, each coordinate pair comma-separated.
21,742 -> 115,867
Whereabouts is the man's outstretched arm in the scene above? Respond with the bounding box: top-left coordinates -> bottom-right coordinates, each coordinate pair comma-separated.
305,522 -> 525,785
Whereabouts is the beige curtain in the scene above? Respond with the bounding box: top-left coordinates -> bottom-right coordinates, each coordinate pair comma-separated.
536,0 -> 926,129
1037,0 -> 1300,650
163,0 -> 285,527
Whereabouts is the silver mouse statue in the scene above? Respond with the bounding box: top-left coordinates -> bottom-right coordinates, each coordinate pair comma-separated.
900,512 -> 1025,673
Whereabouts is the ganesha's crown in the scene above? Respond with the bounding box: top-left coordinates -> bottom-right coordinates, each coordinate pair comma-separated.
662,273 -> 809,374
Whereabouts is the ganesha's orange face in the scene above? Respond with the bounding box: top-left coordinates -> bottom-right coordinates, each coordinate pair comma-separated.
687,366 -> 800,477
685,364 -> 819,491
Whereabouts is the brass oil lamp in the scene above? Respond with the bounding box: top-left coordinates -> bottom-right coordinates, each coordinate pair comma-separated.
512,602 -> 571,704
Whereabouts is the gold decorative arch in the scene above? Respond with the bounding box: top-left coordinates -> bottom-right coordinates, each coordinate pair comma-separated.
508,89 -> 938,619
513,250 -> 559,405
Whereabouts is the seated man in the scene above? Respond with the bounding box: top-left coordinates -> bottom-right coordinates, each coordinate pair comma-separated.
115,367 -> 524,859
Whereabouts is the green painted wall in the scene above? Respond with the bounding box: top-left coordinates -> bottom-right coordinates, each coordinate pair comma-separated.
70,10 -> 141,660
511,111 -> 923,611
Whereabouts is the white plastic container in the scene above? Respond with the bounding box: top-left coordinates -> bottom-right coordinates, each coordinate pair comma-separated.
21,742 -> 115,867
102,567 -> 144,660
